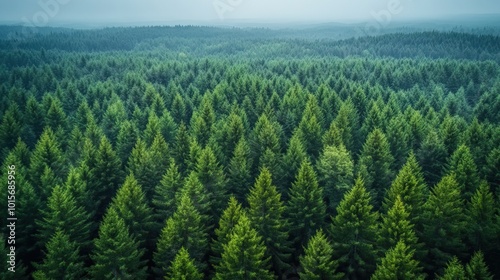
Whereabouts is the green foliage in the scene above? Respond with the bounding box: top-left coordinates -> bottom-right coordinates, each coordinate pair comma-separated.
166,247 -> 203,280
465,251 -> 493,280
214,214 -> 274,280
329,178 -> 379,279
371,241 -> 425,280
378,196 -> 418,253
466,181 -> 497,252
226,137 -> 252,202
447,144 -> 480,201
153,160 -> 183,223
437,257 -> 466,280
299,229 -> 343,280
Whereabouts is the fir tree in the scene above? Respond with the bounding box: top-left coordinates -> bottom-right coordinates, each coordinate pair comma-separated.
437,257 -> 466,280
465,251 -> 493,280
214,214 -> 274,280
329,178 -> 378,279
172,122 -> 191,175
446,144 -> 480,201
152,160 -> 183,224
282,132 -> 308,194
286,159 -> 326,259
34,230 -> 85,280
299,229 -> 343,280
90,207 -> 147,279
371,241 -> 425,280
226,137 -> 252,203
247,167 -> 291,276
166,247 -> 203,280
466,181 -> 497,253
0,234 -> 28,279
176,171 -> 212,227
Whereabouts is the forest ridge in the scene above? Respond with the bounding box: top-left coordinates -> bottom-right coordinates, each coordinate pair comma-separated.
0,25 -> 499,279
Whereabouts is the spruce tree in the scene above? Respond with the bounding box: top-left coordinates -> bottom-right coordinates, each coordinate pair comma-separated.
437,257 -> 466,280
34,230 -> 85,280
329,178 -> 378,279
465,251 -> 493,280
214,214 -> 274,280
0,234 -> 28,279
299,229 -> 343,280
282,132 -> 308,194
166,247 -> 203,280
152,160 -> 183,224
417,130 -> 447,186
422,174 -> 466,274
154,194 -> 208,278
172,122 -> 191,175
247,167 -> 291,276
371,241 -> 425,280
466,181 -> 497,253
446,144 -> 480,201
286,159 -> 326,259
90,207 -> 147,279
357,128 -> 394,208
176,171 -> 212,227
226,137 -> 252,203
316,144 -> 354,213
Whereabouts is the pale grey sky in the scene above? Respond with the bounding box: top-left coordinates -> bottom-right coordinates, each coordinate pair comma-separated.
0,0 -> 499,25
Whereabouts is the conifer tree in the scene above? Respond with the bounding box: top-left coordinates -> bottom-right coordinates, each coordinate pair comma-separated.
297,110 -> 322,160
152,160 -> 183,223
437,257 -> 466,280
282,132 -> 308,193
332,100 -> 359,153
322,121 -> 344,148
90,207 -> 147,279
176,171 -> 212,227
466,181 -> 497,252
34,230 -> 85,280
219,111 -> 245,164
329,178 -> 378,279
316,144 -> 354,213
286,159 -> 326,258
172,122 -> 191,175
299,229 -> 343,280
116,120 -> 140,165
214,214 -> 274,280
108,174 -> 154,246
484,147 -> 499,197
154,194 -> 208,278
211,196 -> 245,268
371,241 -> 425,280
447,144 -> 480,201
417,130 -> 447,186
383,152 -> 427,237
465,251 -> 493,280
422,174 -> 466,274
226,137 -> 252,202
357,128 -> 394,208
36,185 -> 91,250
0,235 -> 28,279
247,167 -> 291,276
166,247 -> 203,280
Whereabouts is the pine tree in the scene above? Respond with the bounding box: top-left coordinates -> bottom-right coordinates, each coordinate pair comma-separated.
116,120 -> 140,165
297,110 -> 322,160
36,185 -> 91,250
437,257 -> 466,280
371,241 -> 425,280
329,178 -> 378,279
316,144 -> 354,213
386,114 -> 411,170
322,121 -> 344,148
176,171 -> 212,227
286,159 -> 326,258
332,100 -> 359,153
282,132 -> 308,194
90,207 -> 147,279
484,148 -> 500,197
357,128 -> 394,208
154,194 -> 208,278
226,137 -> 252,202
422,174 -> 466,274
417,129 -> 447,186
211,196 -> 245,268
383,152 -> 427,237
166,247 -> 203,280
152,160 -> 183,224
172,122 -> 191,175
446,144 -> 480,201
247,167 -> 291,276
214,214 -> 274,280
466,181 -> 497,252
299,229 -> 343,280
465,251 -> 493,280
108,174 -> 154,246
34,230 -> 85,279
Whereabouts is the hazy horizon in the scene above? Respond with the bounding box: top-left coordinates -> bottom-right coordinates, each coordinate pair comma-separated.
1,0 -> 500,28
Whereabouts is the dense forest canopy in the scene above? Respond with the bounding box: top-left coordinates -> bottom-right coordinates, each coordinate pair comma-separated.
0,25 -> 499,279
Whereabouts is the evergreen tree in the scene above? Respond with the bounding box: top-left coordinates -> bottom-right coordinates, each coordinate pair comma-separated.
357,128 -> 394,208
154,194 -> 208,278
166,247 -> 203,280
316,144 -> 354,213
211,196 -> 246,268
172,122 -> 191,175
371,241 -> 425,280
282,132 -> 308,194
0,233 -> 28,280
214,214 -> 274,280
226,137 -> 252,202
176,171 -> 212,227
152,160 -> 183,224
466,181 -> 497,253
417,129 -> 447,186
116,120 -> 140,165
437,257 -> 466,280
447,144 -> 480,201
34,230 -> 85,280
108,174 -> 154,246
332,100 -> 359,153
329,178 -> 378,279
90,207 -> 147,279
286,159 -> 326,258
484,147 -> 500,197
465,251 -> 493,280
422,174 -> 466,274
299,229 -> 343,280
297,110 -> 323,160
247,167 -> 291,276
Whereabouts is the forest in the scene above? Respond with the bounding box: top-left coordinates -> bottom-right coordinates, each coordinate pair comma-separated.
0,25 -> 499,279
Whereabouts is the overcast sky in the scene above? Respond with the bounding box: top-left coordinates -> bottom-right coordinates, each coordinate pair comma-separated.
1,0 -> 499,25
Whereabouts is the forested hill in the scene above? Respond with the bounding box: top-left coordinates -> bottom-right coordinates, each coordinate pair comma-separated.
1,25 -> 500,61
0,25 -> 499,279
